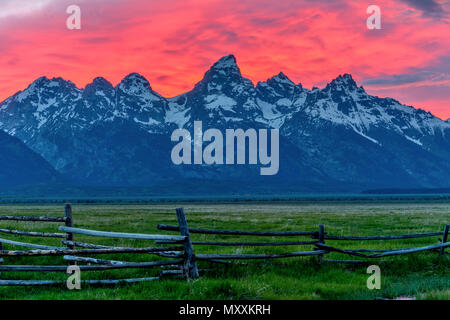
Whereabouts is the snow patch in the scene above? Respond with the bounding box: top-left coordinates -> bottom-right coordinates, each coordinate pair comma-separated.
205,94 -> 237,111
405,135 -> 423,146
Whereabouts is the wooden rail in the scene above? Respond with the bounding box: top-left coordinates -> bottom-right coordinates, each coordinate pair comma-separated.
196,250 -> 327,260
59,226 -> 186,242
0,260 -> 183,271
63,255 -> 129,265
319,232 -> 442,241
159,209 -> 449,265
0,246 -> 184,257
157,224 -> 317,236
316,242 -> 450,258
0,237 -> 64,250
0,216 -> 66,222
156,240 -> 318,246
0,277 -> 159,286
61,240 -> 110,249
0,206 -> 447,287
0,228 -> 66,238
0,204 -> 199,286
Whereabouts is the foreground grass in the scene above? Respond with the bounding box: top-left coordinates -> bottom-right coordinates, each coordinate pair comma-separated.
0,201 -> 448,300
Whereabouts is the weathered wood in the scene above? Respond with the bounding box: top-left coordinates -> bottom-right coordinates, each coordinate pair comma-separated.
371,242 -> 450,258
0,237 -> 64,250
0,228 -> 66,238
440,225 -> 449,256
316,242 -> 450,258
321,232 -> 442,241
0,216 -> 66,222
59,226 -> 186,241
160,269 -> 184,276
160,264 -> 183,270
0,277 -> 159,286
158,224 -> 316,236
61,240 -> 110,249
195,250 -> 327,260
317,224 -> 325,263
0,260 -> 183,272
0,246 -> 184,257
64,204 -> 74,251
155,251 -> 184,258
341,248 -> 408,253
156,240 -> 318,246
324,259 -> 367,264
198,258 -> 232,265
176,208 -> 199,279
63,255 -> 129,265
62,241 -> 184,258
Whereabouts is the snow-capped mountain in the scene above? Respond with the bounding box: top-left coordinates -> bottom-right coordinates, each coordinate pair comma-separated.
281,74 -> 450,188
169,55 -> 265,130
255,72 -> 308,128
0,55 -> 449,191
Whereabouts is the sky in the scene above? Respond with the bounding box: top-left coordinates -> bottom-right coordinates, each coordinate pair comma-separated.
0,0 -> 449,119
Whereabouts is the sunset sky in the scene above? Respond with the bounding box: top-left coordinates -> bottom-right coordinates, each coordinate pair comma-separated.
0,0 -> 449,119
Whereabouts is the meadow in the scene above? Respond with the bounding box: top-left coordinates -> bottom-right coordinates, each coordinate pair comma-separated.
0,200 -> 448,300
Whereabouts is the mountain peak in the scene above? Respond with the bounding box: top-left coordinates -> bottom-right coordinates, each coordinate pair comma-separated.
87,77 -> 113,89
212,54 -> 238,70
33,76 -> 50,84
25,76 -> 75,93
197,54 -> 245,89
328,73 -> 358,90
118,73 -> 153,92
271,72 -> 295,85
122,72 -> 149,82
31,76 -> 67,87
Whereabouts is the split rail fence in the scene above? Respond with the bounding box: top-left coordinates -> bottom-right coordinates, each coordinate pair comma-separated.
158,209 -> 449,266
0,204 -> 198,286
0,206 -> 448,286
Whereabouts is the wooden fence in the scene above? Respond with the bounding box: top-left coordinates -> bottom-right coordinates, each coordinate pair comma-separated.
158,208 -> 450,265
0,204 -> 198,286
0,206 -> 448,286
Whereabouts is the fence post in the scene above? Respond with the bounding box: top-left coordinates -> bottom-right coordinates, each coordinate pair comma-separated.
64,204 -> 75,265
0,236 -> 2,279
440,224 -> 449,256
318,224 -> 325,263
176,208 -> 199,280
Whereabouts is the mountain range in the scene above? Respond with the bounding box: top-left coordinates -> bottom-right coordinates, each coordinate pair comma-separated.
1,55 -> 449,195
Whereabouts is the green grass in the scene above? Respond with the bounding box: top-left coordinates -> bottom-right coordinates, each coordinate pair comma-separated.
0,201 -> 448,300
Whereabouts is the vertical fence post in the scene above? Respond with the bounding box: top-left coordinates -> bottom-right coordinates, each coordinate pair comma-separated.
318,224 -> 325,263
0,237 -> 2,279
440,224 -> 449,256
64,204 -> 75,265
176,208 -> 199,280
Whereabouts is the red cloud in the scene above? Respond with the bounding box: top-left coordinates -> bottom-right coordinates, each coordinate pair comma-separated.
0,0 -> 448,118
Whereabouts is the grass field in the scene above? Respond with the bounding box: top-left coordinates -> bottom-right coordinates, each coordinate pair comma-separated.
0,201 -> 448,300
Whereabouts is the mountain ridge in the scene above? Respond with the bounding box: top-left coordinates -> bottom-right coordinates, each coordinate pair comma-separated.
0,55 -> 449,192
0,129 -> 61,189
